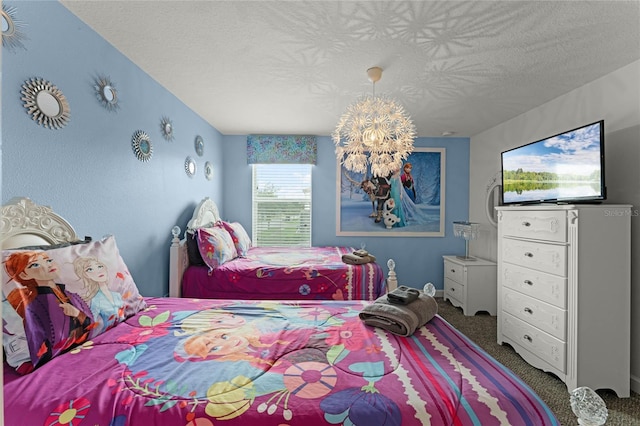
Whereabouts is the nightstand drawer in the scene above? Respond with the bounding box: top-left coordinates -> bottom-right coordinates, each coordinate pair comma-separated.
502,238 -> 566,276
502,287 -> 566,340
501,312 -> 566,372
444,277 -> 465,299
502,263 -> 567,309
500,210 -> 566,242
444,260 -> 465,283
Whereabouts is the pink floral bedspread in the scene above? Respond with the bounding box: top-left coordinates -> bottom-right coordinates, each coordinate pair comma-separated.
182,246 -> 385,301
4,297 -> 559,426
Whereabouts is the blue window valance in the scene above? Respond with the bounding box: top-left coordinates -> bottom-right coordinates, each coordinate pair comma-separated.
247,135 -> 317,164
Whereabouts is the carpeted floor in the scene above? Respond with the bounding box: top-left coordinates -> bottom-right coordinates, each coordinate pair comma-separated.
435,298 -> 640,425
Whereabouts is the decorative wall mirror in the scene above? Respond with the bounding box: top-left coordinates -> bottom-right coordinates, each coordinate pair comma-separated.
21,77 -> 70,130
485,171 -> 502,227
131,130 -> 153,162
94,76 -> 119,111
2,4 -> 27,52
185,157 -> 197,177
195,135 -> 204,156
204,161 -> 213,180
160,116 -> 174,141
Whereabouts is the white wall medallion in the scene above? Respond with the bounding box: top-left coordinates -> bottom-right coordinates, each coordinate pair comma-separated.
21,77 -> 70,130
195,135 -> 204,156
204,161 -> 213,180
94,75 -> 119,112
160,116 -> 174,141
185,156 -> 197,177
2,4 -> 28,52
131,130 -> 153,162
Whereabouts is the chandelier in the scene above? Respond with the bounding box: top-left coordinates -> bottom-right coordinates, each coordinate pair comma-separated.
333,67 -> 416,178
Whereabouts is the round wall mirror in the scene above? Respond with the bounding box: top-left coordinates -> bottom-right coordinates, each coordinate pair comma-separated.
35,91 -> 61,117
2,4 -> 27,52
195,135 -> 204,156
94,76 -> 119,112
204,161 -> 213,180
103,86 -> 115,102
185,157 -> 197,177
132,130 -> 153,162
21,77 -> 70,130
2,11 -> 13,35
485,172 -> 502,227
161,116 -> 174,141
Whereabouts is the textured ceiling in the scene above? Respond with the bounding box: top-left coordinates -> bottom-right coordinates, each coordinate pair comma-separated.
60,1 -> 640,137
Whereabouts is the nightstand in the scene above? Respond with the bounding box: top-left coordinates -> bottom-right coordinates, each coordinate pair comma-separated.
443,255 -> 497,316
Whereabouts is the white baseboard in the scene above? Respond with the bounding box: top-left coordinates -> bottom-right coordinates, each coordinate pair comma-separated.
631,374 -> 640,394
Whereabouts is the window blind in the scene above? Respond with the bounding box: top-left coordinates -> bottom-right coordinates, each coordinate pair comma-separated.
252,164 -> 312,247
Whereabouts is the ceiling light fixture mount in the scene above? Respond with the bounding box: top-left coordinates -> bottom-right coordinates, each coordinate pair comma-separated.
367,66 -> 382,83
333,67 -> 416,178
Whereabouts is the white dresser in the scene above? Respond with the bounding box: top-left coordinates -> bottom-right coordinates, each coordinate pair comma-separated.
443,255 -> 497,316
496,205 -> 631,397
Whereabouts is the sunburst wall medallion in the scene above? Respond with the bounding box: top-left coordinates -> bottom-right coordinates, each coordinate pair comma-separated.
94,75 -> 119,112
204,161 -> 214,180
2,4 -> 28,52
160,116 -> 174,141
185,157 -> 197,178
131,130 -> 153,162
195,135 -> 204,156
21,77 -> 70,130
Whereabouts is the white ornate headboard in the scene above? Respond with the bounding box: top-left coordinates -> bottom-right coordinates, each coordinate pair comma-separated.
0,197 -> 78,249
169,197 -> 222,297
186,197 -> 221,231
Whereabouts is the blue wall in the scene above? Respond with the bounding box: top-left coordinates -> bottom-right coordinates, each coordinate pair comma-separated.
2,1 -> 471,295
222,135 -> 470,290
1,1 -> 223,296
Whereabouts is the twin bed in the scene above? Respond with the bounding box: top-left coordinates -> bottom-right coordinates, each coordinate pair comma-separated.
169,197 -> 387,301
2,197 -> 561,425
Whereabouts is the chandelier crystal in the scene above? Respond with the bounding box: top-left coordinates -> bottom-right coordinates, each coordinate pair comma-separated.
333,67 -> 416,178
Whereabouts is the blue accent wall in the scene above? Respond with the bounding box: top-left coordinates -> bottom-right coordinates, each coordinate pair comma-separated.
1,1 -> 224,296
2,1 -> 471,295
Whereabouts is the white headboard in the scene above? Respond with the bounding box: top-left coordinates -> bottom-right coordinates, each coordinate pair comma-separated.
169,197 -> 222,297
0,197 -> 78,249
185,197 -> 221,231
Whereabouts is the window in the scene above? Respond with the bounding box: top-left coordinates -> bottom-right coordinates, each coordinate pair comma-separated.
252,164 -> 312,247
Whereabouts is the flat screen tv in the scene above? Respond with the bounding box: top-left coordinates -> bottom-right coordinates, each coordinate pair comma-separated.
501,120 -> 606,205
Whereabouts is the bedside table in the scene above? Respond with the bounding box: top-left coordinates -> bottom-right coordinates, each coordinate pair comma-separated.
443,255 -> 497,316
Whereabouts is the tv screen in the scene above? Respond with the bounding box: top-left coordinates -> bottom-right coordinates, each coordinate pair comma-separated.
501,120 -> 605,205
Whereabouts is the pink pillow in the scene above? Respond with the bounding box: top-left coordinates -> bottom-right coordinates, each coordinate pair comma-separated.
218,221 -> 252,257
196,227 -> 238,270
1,235 -> 146,374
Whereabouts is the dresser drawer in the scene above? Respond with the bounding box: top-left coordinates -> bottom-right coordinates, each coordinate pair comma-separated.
500,210 -> 566,242
444,277 -> 465,299
501,312 -> 566,372
502,287 -> 566,340
502,238 -> 566,276
444,260 -> 465,283
501,263 -> 567,308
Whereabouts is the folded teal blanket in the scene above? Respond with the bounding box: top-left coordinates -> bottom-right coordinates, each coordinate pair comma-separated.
359,292 -> 438,336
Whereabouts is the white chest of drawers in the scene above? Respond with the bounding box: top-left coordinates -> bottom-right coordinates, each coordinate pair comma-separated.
496,205 -> 631,397
443,255 -> 497,316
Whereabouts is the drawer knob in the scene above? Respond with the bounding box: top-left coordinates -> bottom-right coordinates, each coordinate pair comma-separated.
524,307 -> 533,315
524,280 -> 533,286
523,334 -> 533,343
450,269 -> 456,273
522,221 -> 531,227
524,252 -> 534,258
451,287 -> 456,292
